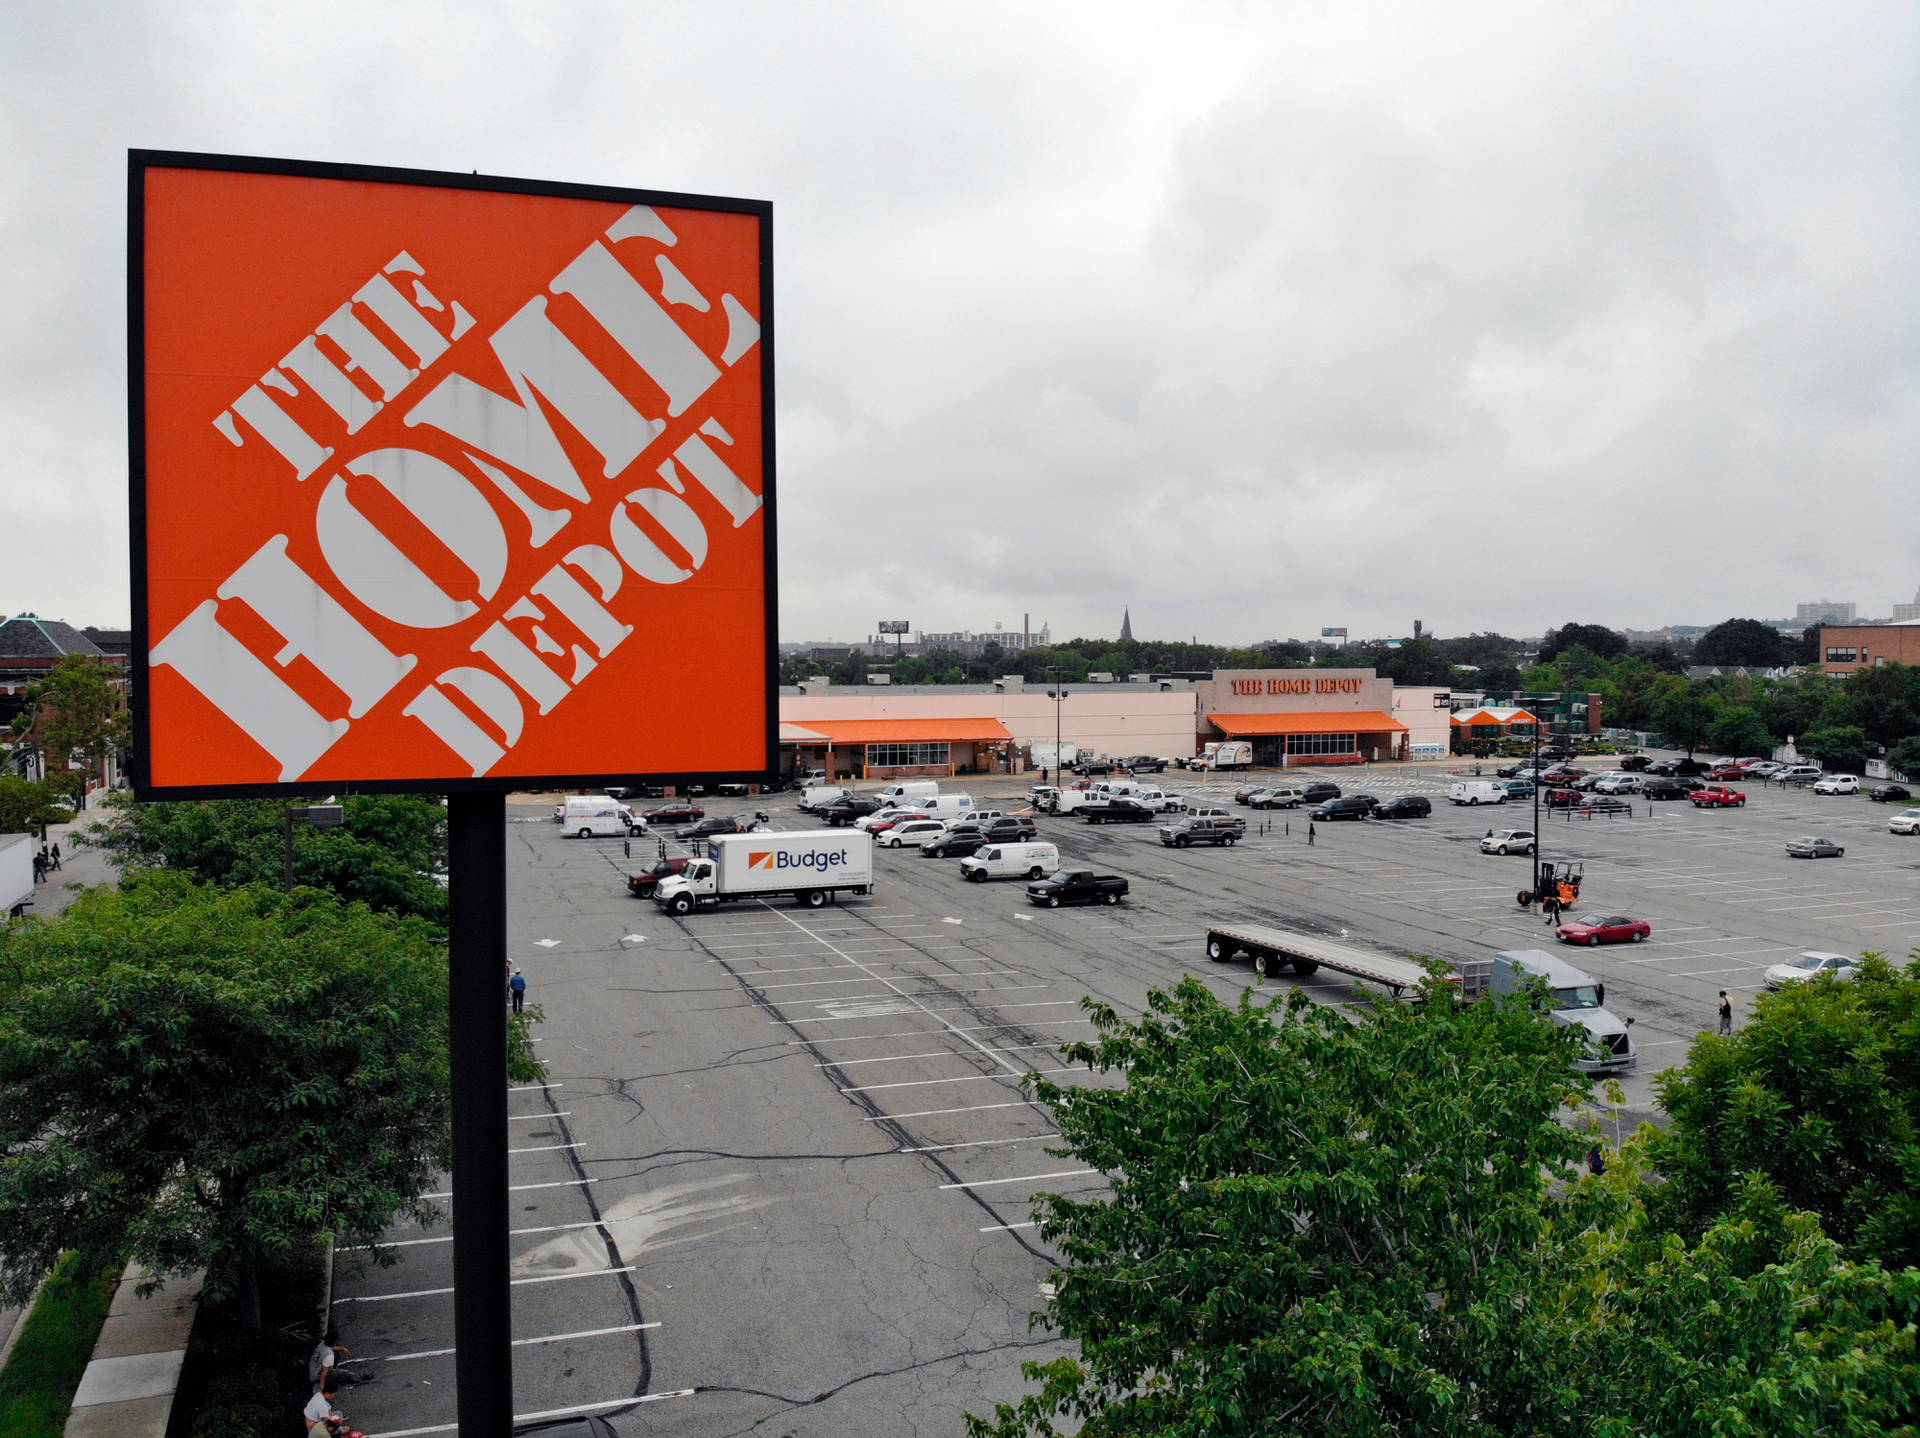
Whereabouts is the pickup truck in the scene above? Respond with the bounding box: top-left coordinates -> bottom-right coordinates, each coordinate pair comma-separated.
1690,786 -> 1746,807
1159,815 -> 1245,847
1026,869 -> 1129,907
1083,797 -> 1156,824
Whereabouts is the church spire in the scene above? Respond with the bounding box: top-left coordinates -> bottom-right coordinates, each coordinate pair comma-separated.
1119,607 -> 1133,643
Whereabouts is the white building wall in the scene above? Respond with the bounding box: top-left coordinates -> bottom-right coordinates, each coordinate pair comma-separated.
1391,687 -> 1453,759
781,689 -> 1200,761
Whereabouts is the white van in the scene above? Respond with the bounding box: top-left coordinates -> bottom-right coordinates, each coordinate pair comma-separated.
876,780 -> 940,807
559,796 -> 637,837
920,793 -> 976,817
960,841 -> 1060,881
1449,781 -> 1509,806
1052,788 -> 1100,815
797,785 -> 851,811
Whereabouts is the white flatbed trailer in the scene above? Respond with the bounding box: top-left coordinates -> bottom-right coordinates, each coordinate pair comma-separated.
1202,921 -> 1488,998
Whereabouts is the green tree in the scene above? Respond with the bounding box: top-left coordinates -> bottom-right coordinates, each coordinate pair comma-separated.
1706,705 -> 1772,759
82,793 -> 448,930
0,775 -> 64,835
1641,952 -> 1920,1269
1761,675 -> 1834,743
1800,724 -> 1869,774
1652,690 -> 1715,758
8,656 -> 127,787
1694,618 -> 1790,668
968,976 -> 1598,1437
1844,662 -> 1920,751
0,874 -> 451,1328
1891,735 -> 1920,780
1378,638 -> 1452,687
1540,623 -> 1629,664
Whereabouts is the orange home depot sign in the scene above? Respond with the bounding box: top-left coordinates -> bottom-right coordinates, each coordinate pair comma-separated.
129,153 -> 773,797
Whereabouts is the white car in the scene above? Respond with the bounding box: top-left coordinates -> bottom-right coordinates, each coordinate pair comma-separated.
1745,761 -> 1787,778
1593,775 -> 1641,794
1764,950 -> 1857,989
1480,829 -> 1537,856
879,818 -> 947,848
1889,811 -> 1920,835
1812,774 -> 1859,795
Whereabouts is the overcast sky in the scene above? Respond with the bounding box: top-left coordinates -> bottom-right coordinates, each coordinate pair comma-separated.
4,2 -> 1915,647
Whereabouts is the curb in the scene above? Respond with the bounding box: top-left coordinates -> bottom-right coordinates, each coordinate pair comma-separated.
62,1262 -> 204,1438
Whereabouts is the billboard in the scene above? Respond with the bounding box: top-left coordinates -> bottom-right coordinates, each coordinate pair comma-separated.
129,152 -> 773,798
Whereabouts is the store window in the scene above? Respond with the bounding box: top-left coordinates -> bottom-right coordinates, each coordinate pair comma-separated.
1825,647 -> 1858,664
1284,732 -> 1357,756
867,742 -> 951,767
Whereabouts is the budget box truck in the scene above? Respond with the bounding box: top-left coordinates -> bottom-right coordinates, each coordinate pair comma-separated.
653,831 -> 875,915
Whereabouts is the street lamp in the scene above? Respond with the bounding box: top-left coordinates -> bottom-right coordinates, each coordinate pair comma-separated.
1530,717 -> 1541,906
283,802 -> 345,890
1046,667 -> 1069,785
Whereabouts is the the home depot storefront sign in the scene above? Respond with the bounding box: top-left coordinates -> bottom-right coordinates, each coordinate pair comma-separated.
135,159 -> 771,793
1230,677 -> 1364,696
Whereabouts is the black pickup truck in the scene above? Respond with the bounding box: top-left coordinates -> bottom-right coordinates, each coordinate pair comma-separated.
1026,869 -> 1129,907
1083,797 -> 1156,825
820,796 -> 885,826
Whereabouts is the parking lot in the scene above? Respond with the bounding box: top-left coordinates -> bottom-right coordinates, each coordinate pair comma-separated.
332,762 -> 1920,1436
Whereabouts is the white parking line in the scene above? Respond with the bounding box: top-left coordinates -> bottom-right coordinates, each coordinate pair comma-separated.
841,1068 -> 1076,1095
794,1015 -> 1099,1045
422,1177 -> 598,1199
508,1142 -> 585,1154
979,1221 -> 1038,1233
339,1219 -> 608,1251
900,1133 -> 1061,1154
349,1322 -> 660,1363
869,1099 -> 1046,1121
796,983 -> 1056,1010
507,1110 -> 570,1121
940,1168 -> 1098,1190
820,1043 -> 1062,1068
778,998 -> 1085,1027
335,1266 -> 635,1303
368,1391 -> 696,1437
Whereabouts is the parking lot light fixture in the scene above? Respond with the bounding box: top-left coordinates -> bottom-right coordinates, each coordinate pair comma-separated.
1531,723 -> 1541,901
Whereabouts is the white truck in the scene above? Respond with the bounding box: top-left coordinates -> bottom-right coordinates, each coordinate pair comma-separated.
652,831 -> 875,914
1492,949 -> 1636,1072
1197,740 -> 1253,771
1448,780 -> 1508,806
1203,920 -> 1490,999
2,834 -> 33,919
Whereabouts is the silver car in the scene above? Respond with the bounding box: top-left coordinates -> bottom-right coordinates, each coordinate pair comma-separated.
1764,951 -> 1856,989
1784,835 -> 1845,859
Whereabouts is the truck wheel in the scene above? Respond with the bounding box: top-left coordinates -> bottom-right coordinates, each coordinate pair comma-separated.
1104,891 -> 1120,905
1223,835 -> 1236,846
578,826 -> 593,838
670,894 -> 693,916
1292,959 -> 1319,975
804,889 -> 828,908
1048,895 -> 1061,908
1254,953 -> 1275,979
1174,836 -> 1190,848
1469,796 -> 1478,805
1207,938 -> 1232,962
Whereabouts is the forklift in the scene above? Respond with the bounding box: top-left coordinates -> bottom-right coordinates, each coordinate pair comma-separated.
1517,859 -> 1583,913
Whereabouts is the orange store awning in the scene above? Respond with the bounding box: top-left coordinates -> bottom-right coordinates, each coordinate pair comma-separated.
786,718 -> 1013,744
1207,711 -> 1408,737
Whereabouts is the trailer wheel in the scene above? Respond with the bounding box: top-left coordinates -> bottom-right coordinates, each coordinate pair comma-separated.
1254,953 -> 1275,979
670,894 -> 693,916
804,889 -> 828,908
1207,938 -> 1232,962
578,826 -> 594,838
1292,959 -> 1319,975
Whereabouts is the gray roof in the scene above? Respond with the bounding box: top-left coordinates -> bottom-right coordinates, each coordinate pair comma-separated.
0,614 -> 105,662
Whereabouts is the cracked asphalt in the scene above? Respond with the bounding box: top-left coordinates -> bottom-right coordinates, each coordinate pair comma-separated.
333,765 -> 1920,1436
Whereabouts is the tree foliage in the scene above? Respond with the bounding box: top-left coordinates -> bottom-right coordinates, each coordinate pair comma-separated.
1652,690 -> 1715,757
1694,617 -> 1791,668
1540,623 -> 1629,664
82,793 -> 448,931
7,655 -> 127,780
0,874 -> 451,1320
0,774 -> 68,835
1800,724 -> 1869,774
1642,952 -> 1920,1270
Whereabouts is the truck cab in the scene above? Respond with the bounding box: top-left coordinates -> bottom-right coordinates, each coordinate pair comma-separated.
1492,949 -> 1635,1071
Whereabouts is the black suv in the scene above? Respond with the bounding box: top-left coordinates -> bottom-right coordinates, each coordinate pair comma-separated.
921,830 -> 989,857
1373,795 -> 1431,819
1641,777 -> 1689,800
821,796 -> 884,826
1618,754 -> 1651,771
1310,796 -> 1373,821
956,816 -> 1038,843
675,814 -> 742,842
1299,782 -> 1342,803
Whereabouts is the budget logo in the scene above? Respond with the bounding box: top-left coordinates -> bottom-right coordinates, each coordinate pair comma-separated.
130,152 -> 774,798
747,851 -> 774,869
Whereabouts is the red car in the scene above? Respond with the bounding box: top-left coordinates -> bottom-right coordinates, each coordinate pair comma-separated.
866,810 -> 930,834
1704,764 -> 1749,781
1538,767 -> 1588,787
1542,787 -> 1582,808
644,802 -> 705,823
1691,786 -> 1747,808
1555,912 -> 1651,946
627,855 -> 692,897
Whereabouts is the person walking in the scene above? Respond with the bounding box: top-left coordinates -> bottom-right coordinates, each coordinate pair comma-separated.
1586,1144 -> 1607,1177
1307,821 -> 1316,847
48,842 -> 61,871
509,967 -> 527,1014
1717,991 -> 1733,1036
32,851 -> 46,884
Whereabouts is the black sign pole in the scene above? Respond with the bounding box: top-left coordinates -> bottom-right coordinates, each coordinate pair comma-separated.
448,792 -> 513,1436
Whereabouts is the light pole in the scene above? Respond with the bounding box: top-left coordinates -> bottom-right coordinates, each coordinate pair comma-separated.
282,802 -> 344,890
1530,715 -> 1541,905
1046,667 -> 1068,786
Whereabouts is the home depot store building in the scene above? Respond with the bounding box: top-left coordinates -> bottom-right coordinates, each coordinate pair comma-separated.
777,669 -> 1449,779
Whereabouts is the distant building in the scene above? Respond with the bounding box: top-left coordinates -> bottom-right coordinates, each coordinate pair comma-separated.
1819,621 -> 1920,675
1891,584 -> 1920,624
875,620 -> 1053,659
1119,608 -> 1133,643
1796,599 -> 1856,626
0,614 -> 126,789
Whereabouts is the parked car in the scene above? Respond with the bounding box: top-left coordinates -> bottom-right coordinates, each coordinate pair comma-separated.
1745,761 -> 1786,779
1571,773 -> 1609,792
1764,951 -> 1856,989
1373,795 -> 1432,819
1554,912 -> 1651,946
1648,757 -> 1707,777
1690,786 -> 1746,808
921,830 -> 989,857
675,814 -> 743,842
880,818 -> 948,848
1025,869 -> 1129,907
1868,784 -> 1912,803
1502,780 -> 1535,800
1887,811 -> 1920,836
1704,763 -> 1750,782
1480,829 -> 1536,855
1618,754 -> 1651,771
1641,777 -> 1690,801
865,810 -> 931,835
1592,774 -> 1642,794
1774,765 -> 1823,785
1251,787 -> 1306,809
1542,787 -> 1582,808
1125,756 -> 1168,773
1233,784 -> 1264,805
1538,767 -> 1587,787
1812,774 -> 1860,795
1496,762 -> 1528,778
821,796 -> 886,825
1575,795 -> 1634,815
627,855 -> 693,897
959,816 -> 1038,844
1158,815 -> 1245,847
1084,798 -> 1157,825
1072,761 -> 1114,777
645,802 -> 704,824
1310,796 -> 1373,821
515,1416 -> 619,1438
1299,782 -> 1342,803
1785,835 -> 1845,858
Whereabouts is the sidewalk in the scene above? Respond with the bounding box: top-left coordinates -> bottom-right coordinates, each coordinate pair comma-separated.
20,797 -> 114,921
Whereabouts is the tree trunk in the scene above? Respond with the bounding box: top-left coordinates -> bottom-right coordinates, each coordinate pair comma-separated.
239,1262 -> 262,1333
